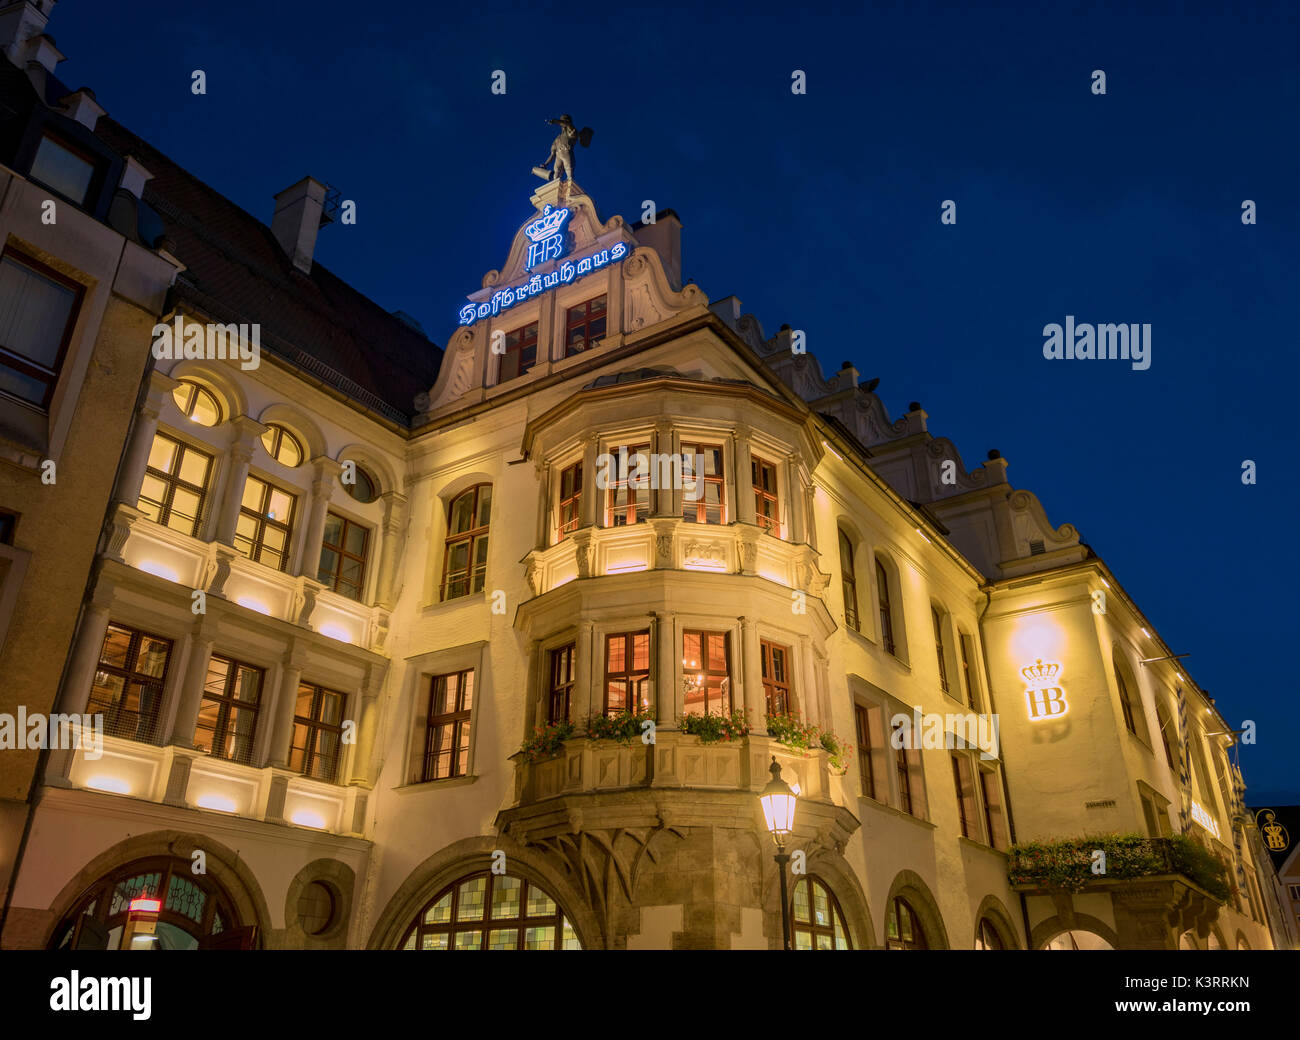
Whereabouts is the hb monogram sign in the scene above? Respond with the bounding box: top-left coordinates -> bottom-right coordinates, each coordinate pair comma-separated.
1023,659 -> 1069,721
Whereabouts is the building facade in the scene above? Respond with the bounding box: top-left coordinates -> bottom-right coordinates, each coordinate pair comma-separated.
0,0 -> 1287,951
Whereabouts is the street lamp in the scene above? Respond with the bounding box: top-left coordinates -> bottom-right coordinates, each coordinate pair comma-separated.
758,756 -> 798,950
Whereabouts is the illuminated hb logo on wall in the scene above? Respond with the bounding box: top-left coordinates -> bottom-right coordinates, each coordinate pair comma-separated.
1022,659 -> 1068,721
524,204 -> 570,270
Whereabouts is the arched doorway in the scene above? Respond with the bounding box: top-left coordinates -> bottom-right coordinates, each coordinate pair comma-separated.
49,856 -> 251,950
1043,929 -> 1115,950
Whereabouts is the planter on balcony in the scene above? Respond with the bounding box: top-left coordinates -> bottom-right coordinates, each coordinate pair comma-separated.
1008,834 -> 1230,903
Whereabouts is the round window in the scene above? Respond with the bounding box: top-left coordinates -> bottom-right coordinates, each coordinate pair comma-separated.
298,880 -> 336,936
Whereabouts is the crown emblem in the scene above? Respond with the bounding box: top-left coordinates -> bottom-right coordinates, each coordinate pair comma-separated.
524,204 -> 571,242
1021,659 -> 1061,688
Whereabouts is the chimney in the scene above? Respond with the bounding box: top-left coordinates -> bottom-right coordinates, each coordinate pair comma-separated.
632,209 -> 683,291
271,176 -> 328,274
0,0 -> 55,66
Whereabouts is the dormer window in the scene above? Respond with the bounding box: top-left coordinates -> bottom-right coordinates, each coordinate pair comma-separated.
29,132 -> 97,206
564,296 -> 606,357
499,321 -> 538,382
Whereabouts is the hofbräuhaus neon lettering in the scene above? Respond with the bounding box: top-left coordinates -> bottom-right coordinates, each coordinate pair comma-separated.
458,241 -> 628,326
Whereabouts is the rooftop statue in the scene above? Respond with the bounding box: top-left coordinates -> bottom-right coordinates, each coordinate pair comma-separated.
533,114 -> 593,183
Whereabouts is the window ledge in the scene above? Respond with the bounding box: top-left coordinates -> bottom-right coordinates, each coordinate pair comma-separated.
958,835 -> 1007,858
421,590 -> 488,615
394,774 -> 479,794
858,795 -> 936,829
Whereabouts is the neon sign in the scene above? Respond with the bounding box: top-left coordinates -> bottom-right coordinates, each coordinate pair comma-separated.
1022,659 -> 1068,721
1190,801 -> 1221,839
524,204 -> 571,269
457,240 -> 628,326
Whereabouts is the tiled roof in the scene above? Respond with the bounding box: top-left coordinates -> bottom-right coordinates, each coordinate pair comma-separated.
95,118 -> 442,425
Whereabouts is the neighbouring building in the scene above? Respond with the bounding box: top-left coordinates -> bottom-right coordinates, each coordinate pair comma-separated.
0,0 -> 1285,951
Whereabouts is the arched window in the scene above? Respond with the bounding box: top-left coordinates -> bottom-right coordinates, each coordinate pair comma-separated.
1155,698 -> 1177,768
975,917 -> 1005,949
791,876 -> 851,950
838,530 -> 859,632
260,424 -> 304,467
172,379 -> 222,426
886,896 -> 927,949
400,872 -> 581,950
876,558 -> 896,655
1114,656 -> 1148,743
932,606 -> 949,694
441,484 -> 491,600
343,464 -> 379,503
50,856 -> 248,950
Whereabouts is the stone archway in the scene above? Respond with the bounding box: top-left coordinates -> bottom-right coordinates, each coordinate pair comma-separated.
758,846 -> 876,949
1031,912 -> 1119,950
883,869 -> 950,950
974,894 -> 1023,949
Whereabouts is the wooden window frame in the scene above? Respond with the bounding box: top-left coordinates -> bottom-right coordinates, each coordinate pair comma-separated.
959,632 -> 979,710
0,248 -> 84,410
932,606 -> 950,694
854,703 -> 875,799
681,630 -> 732,716
499,320 -> 538,382
876,559 -> 896,655
886,896 -> 928,950
603,630 -> 651,716
980,766 -> 1007,849
680,442 -> 726,525
441,484 -> 491,600
547,644 -> 575,725
172,380 -> 223,426
235,474 -> 297,572
421,670 -> 474,781
603,443 -> 651,527
86,622 -> 173,743
760,639 -> 792,717
563,295 -> 607,357
839,530 -> 859,631
557,462 -> 583,540
195,655 -> 264,764
751,455 -> 780,534
791,876 -> 852,950
318,511 -> 369,601
138,432 -> 213,538
401,872 -> 580,951
291,682 -> 348,783
261,424 -> 303,467
951,752 -> 977,840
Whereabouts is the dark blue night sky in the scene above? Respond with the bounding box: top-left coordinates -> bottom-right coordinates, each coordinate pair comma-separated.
55,0 -> 1297,798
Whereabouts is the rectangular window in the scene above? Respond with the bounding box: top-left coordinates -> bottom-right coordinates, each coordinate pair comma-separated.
234,475 -> 296,572
29,132 -> 97,205
896,747 -> 926,818
680,443 -> 725,524
876,559 -> 896,655
932,607 -> 950,694
960,633 -> 979,710
86,622 -> 173,742
760,640 -> 792,716
980,768 -> 1007,849
195,655 -> 263,764
564,295 -> 607,356
137,433 -> 213,538
839,531 -> 859,632
422,671 -> 474,781
0,510 -> 14,545
1288,884 -> 1300,902
548,645 -> 574,725
682,630 -> 731,716
0,249 -> 83,409
951,753 -> 977,839
855,704 -> 875,799
557,462 -> 582,540
317,512 -> 369,601
498,321 -> 538,382
751,456 -> 779,534
604,631 -> 650,716
290,682 -> 348,783
604,444 -> 650,527
442,484 -> 491,600
896,747 -> 913,815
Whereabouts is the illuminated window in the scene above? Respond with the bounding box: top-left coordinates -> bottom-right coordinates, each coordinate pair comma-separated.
760,640 -> 792,716
234,475 -> 296,571
290,683 -> 347,783
564,295 -> 606,357
499,320 -> 537,381
854,703 -> 876,799
886,896 -> 927,950
751,456 -> 779,534
547,644 -> 575,725
0,250 -> 82,409
604,443 -> 650,526
195,656 -> 263,764
401,873 -> 581,950
604,631 -> 650,716
317,512 -> 368,601
421,671 -> 473,781
260,424 -> 303,467
30,132 -> 97,205
975,917 -> 1004,950
86,623 -> 173,743
681,443 -> 725,524
1114,658 -> 1149,744
343,464 -> 378,503
876,559 -> 896,655
441,484 -> 491,600
839,530 -> 859,631
791,877 -> 851,950
895,746 -> 925,818
932,607 -> 950,694
682,631 -> 731,716
171,380 -> 223,426
137,432 -> 212,537
557,462 -> 582,540
951,753 -> 977,839
980,767 -> 1008,849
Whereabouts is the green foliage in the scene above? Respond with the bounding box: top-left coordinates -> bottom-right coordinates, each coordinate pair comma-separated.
583,709 -> 654,745
1008,833 -> 1230,902
765,713 -> 854,774
677,710 -> 751,743
518,720 -> 574,763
